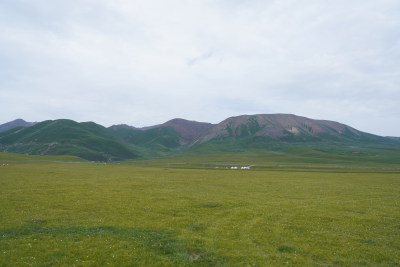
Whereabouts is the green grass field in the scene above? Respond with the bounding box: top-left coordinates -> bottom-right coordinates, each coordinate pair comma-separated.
1,159 -> 399,266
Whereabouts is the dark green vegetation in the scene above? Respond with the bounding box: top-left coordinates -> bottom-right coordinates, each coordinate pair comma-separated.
0,152 -> 86,162
0,120 -> 138,161
388,136 -> 400,142
109,124 -> 184,157
0,161 -> 399,266
1,114 -> 399,165
0,118 -> 212,161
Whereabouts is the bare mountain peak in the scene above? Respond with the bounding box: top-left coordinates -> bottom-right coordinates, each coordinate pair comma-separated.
0,119 -> 37,133
161,118 -> 214,141
193,113 -> 367,144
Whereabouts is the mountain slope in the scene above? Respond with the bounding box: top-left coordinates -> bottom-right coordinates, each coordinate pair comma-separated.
0,114 -> 398,165
0,119 -> 138,161
159,119 -> 214,142
109,119 -> 213,157
109,124 -> 182,156
192,114 -> 387,145
176,114 -> 400,166
0,119 -> 37,133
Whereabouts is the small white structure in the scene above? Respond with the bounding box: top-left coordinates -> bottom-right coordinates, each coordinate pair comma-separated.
241,166 -> 251,170
231,166 -> 238,169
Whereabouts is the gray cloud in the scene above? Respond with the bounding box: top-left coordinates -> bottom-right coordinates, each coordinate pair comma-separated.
186,51 -> 214,66
0,0 -> 399,136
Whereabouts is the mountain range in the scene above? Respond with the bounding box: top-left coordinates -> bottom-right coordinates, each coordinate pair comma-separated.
1,114 -> 399,164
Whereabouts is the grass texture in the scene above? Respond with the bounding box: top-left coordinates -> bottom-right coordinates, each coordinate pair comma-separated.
0,162 -> 399,266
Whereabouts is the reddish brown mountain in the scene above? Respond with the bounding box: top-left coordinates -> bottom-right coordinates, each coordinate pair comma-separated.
0,119 -> 37,133
192,114 -> 382,145
159,118 -> 214,142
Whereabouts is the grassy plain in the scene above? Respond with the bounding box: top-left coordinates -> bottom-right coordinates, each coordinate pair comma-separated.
0,160 -> 399,266
0,152 -> 87,163
167,142 -> 400,167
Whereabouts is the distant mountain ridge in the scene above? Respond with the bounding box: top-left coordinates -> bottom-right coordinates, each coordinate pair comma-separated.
109,119 -> 213,158
124,118 -> 214,140
192,114 -> 383,145
0,119 -> 37,133
0,114 -> 398,162
147,118 -> 214,142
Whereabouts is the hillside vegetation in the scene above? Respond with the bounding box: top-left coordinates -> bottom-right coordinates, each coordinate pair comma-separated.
193,114 -> 388,144
109,124 -> 183,157
0,114 -> 399,164
0,120 -> 138,161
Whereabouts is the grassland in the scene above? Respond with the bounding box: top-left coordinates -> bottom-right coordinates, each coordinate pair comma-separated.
1,158 -> 399,266
173,141 -> 400,167
0,152 -> 87,162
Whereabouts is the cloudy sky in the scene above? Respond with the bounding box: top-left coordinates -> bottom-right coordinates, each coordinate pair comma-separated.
1,0 -> 400,136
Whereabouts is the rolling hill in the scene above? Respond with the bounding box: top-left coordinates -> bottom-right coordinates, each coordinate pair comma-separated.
0,119 -> 138,161
387,136 -> 400,142
109,124 -> 183,157
0,114 -> 399,165
109,119 -> 213,157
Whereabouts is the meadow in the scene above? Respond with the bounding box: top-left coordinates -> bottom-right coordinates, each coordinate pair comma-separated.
0,159 -> 399,266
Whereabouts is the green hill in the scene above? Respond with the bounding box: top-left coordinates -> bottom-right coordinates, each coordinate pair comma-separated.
0,119 -> 138,161
1,115 -> 399,165
108,119 -> 212,158
109,125 -> 183,157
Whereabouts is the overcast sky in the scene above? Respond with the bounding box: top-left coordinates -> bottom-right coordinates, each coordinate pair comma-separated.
1,0 -> 400,136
